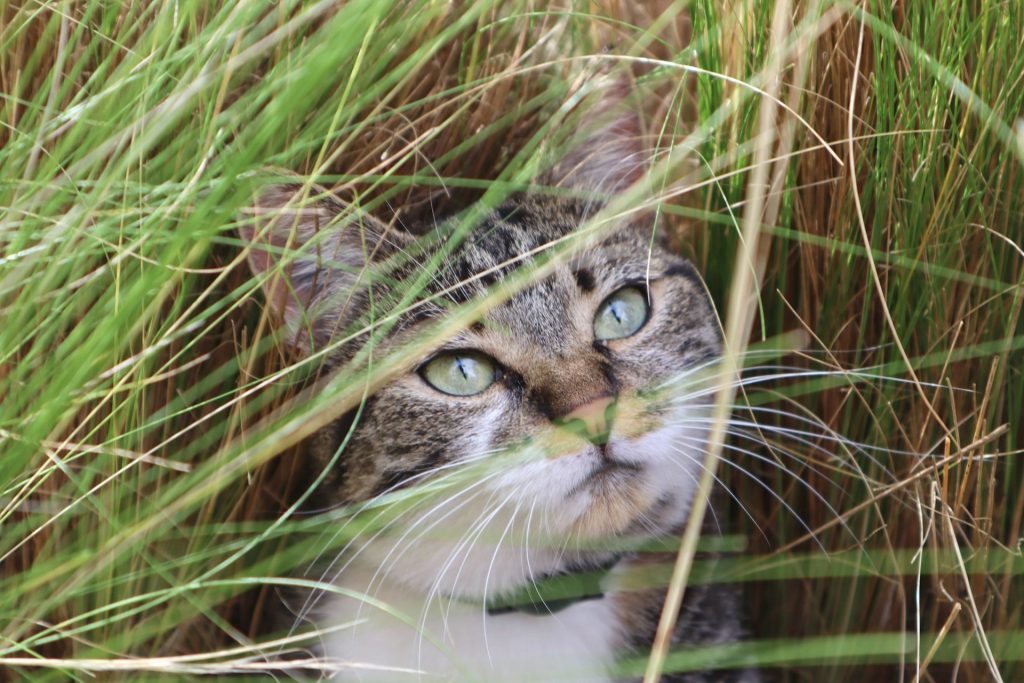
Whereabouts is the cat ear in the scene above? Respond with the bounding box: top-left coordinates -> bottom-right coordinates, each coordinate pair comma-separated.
239,184 -> 406,354
545,79 -> 646,195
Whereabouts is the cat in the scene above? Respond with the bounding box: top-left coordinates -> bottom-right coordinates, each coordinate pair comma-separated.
241,84 -> 762,683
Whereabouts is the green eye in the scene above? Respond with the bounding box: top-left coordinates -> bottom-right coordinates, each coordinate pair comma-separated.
421,351 -> 497,396
594,286 -> 649,340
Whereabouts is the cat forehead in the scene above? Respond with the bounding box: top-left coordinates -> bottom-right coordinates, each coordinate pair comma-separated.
402,197 -> 669,353
432,195 -> 653,301
451,196 -> 596,271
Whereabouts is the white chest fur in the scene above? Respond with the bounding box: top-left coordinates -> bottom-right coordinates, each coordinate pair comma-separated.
320,568 -> 622,682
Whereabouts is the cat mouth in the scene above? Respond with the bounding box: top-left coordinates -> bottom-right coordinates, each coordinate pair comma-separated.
569,447 -> 642,494
589,454 -> 641,479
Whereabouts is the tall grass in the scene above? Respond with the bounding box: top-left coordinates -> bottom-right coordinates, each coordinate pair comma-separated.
1,1 -> 1021,681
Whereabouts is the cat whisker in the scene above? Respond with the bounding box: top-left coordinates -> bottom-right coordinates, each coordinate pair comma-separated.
480,494 -> 526,664
355,483 -> 505,660
512,491 -> 553,618
305,447 -> 501,516
659,396 -> 900,496
296,454 -> 501,610
657,361 -> 955,403
677,415 -> 891,483
724,403 -> 910,460
431,485 -> 524,637
357,468 -> 508,602
415,485 -> 524,670
298,449 -> 500,591
422,488 -> 509,631
669,439 -> 822,551
295,457 -> 506,630
670,434 -> 849,552
660,440 -> 763,544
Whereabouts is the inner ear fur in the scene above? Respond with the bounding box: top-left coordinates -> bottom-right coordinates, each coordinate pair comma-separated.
544,77 -> 648,195
239,183 -> 406,354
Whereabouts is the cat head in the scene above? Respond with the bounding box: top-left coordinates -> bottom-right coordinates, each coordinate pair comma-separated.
240,83 -> 722,598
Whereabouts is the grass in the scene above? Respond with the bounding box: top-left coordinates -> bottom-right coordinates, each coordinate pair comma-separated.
1,0 -> 1022,681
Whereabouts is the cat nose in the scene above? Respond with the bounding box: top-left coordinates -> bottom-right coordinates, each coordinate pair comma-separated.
555,395 -> 617,445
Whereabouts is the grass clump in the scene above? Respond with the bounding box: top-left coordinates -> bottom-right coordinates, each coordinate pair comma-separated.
0,1 -> 1021,681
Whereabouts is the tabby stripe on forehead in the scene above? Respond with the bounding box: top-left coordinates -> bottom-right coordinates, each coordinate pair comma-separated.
574,268 -> 596,292
661,262 -> 703,287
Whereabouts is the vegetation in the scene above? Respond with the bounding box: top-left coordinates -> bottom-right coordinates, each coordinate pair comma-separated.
1,0 -> 1021,680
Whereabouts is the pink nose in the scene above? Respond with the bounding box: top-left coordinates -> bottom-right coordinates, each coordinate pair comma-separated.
556,395 -> 616,445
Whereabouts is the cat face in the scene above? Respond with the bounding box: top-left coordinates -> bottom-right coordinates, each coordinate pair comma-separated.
243,188 -> 721,598
240,88 -> 723,599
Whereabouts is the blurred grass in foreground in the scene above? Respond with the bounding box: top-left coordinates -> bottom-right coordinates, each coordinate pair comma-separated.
1,1 -> 1022,681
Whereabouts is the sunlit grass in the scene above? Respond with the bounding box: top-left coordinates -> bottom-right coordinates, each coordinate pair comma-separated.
1,1 -> 1021,681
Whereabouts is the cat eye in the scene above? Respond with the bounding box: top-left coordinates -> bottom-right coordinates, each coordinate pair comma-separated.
593,286 -> 649,341
420,351 -> 498,396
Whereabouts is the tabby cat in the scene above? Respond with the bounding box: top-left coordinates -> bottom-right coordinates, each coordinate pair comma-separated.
241,85 -> 761,683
